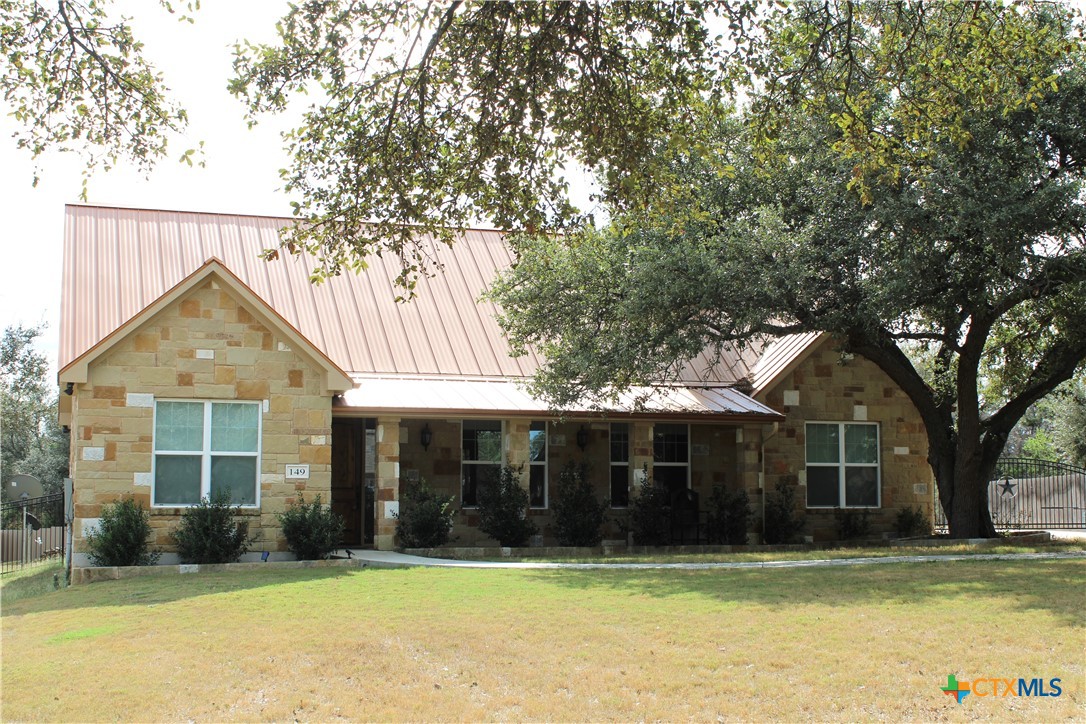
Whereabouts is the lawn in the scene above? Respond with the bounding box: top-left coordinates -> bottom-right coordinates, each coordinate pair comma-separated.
2,559 -> 1083,721
496,541 -> 1086,564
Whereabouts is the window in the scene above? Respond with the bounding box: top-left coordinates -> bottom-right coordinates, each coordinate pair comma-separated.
653,423 -> 689,495
462,420 -> 502,507
610,423 -> 630,508
153,400 -> 260,507
529,421 -> 547,508
805,422 -> 880,508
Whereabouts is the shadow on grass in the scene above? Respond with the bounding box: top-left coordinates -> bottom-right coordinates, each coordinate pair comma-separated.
0,566 -> 364,617
523,559 -> 1086,628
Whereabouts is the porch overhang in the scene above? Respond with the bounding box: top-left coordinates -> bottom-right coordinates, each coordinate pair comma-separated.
335,375 -> 784,422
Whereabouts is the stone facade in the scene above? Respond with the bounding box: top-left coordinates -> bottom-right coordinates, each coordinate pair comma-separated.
69,279 -> 333,563
757,338 -> 933,541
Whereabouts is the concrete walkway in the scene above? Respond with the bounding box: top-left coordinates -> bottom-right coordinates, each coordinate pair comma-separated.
347,549 -> 1086,571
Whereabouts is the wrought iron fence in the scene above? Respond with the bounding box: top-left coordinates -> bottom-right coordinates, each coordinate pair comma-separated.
935,457 -> 1086,532
1,493 -> 66,575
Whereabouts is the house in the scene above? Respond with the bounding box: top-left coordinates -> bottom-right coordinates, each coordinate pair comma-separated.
59,205 -> 933,564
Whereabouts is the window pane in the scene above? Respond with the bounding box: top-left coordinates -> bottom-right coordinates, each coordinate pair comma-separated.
806,466 -> 840,507
211,403 -> 259,452
844,425 -> 878,464
806,424 -> 840,464
610,423 -> 629,463
462,463 -> 499,507
653,424 -> 689,463
653,465 -> 687,496
154,455 -> 201,505
463,420 -> 501,462
155,402 -> 203,451
610,465 -> 629,507
844,467 -> 879,507
529,422 -> 546,462
210,456 -> 257,505
529,464 -> 546,507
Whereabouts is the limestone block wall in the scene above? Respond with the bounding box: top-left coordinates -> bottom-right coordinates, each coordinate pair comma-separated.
69,280 -> 332,562
758,340 -> 933,541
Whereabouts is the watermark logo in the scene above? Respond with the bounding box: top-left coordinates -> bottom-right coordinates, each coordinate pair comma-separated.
941,674 -> 1062,704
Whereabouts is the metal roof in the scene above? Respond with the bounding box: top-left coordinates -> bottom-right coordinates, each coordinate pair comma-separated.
60,205 -> 765,385
337,375 -> 782,420
750,332 -> 827,395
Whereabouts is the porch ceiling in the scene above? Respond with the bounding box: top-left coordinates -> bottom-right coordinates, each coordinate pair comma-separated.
335,375 -> 784,421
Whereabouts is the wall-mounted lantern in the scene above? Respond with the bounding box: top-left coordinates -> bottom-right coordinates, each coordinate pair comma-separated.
420,423 -> 433,451
576,425 -> 589,451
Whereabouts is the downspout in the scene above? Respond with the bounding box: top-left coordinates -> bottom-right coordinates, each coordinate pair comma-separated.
760,422 -> 780,543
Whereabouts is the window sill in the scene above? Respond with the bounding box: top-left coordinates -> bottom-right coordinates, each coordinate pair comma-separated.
151,506 -> 262,516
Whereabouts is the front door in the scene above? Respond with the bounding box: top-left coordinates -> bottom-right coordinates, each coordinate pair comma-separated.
331,418 -> 364,546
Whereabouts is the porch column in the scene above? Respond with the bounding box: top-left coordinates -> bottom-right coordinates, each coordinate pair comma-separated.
631,421 -> 654,489
374,416 -> 401,550
505,419 -> 531,487
738,425 -> 763,541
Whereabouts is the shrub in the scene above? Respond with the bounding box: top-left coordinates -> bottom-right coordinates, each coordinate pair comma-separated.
630,471 -> 672,546
895,506 -> 931,538
477,464 -> 537,547
835,508 -> 872,540
85,497 -> 160,567
171,492 -> 255,564
762,480 -> 804,544
552,461 -> 606,547
395,479 -> 455,548
278,495 -> 346,560
706,486 -> 752,545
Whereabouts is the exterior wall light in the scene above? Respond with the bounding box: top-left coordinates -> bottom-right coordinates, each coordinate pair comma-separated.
420,423 -> 433,451
576,425 -> 589,451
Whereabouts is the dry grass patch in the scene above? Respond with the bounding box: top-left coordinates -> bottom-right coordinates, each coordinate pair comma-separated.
2,559 -> 1083,721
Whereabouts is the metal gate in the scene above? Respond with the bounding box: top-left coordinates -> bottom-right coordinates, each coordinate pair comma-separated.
1,493 -> 66,574
935,457 -> 1086,532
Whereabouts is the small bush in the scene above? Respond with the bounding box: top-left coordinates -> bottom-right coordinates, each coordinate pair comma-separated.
396,479 -> 455,548
85,497 -> 160,567
172,492 -> 255,564
895,506 -> 931,538
630,471 -> 672,546
278,495 -> 346,560
477,464 -> 537,547
706,486 -> 752,545
835,508 -> 872,540
552,461 -> 606,547
762,480 -> 804,544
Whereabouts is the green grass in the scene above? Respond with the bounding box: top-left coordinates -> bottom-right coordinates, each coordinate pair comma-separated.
491,541 -> 1086,564
2,559 -> 1083,721
0,559 -> 66,606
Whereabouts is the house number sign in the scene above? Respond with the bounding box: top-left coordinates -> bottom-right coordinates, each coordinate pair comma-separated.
286,465 -> 310,480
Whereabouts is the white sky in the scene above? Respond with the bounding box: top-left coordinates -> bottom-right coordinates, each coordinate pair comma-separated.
0,1 -> 296,373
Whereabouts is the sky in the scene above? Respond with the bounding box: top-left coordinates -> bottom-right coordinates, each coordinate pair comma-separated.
0,1 -> 297,373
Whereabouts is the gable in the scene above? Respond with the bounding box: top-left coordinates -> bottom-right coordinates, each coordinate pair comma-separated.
59,258 -> 352,395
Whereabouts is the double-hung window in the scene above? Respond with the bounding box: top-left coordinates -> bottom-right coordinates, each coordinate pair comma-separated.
653,423 -> 689,494
528,421 -> 547,508
153,400 -> 260,507
462,420 -> 502,507
805,422 -> 880,508
610,423 -> 630,508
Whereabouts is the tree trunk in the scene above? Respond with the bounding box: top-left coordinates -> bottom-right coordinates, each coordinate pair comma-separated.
932,440 -> 998,539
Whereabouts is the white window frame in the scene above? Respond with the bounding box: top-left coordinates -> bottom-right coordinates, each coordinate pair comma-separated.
804,421 -> 881,509
610,422 -> 630,509
653,422 -> 690,488
460,419 -> 504,509
152,399 -> 262,508
528,421 -> 548,509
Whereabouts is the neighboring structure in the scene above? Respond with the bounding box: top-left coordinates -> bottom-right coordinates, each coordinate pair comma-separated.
59,205 -> 933,562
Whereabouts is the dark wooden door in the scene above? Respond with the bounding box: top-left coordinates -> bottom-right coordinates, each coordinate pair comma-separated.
331,418 -> 364,546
